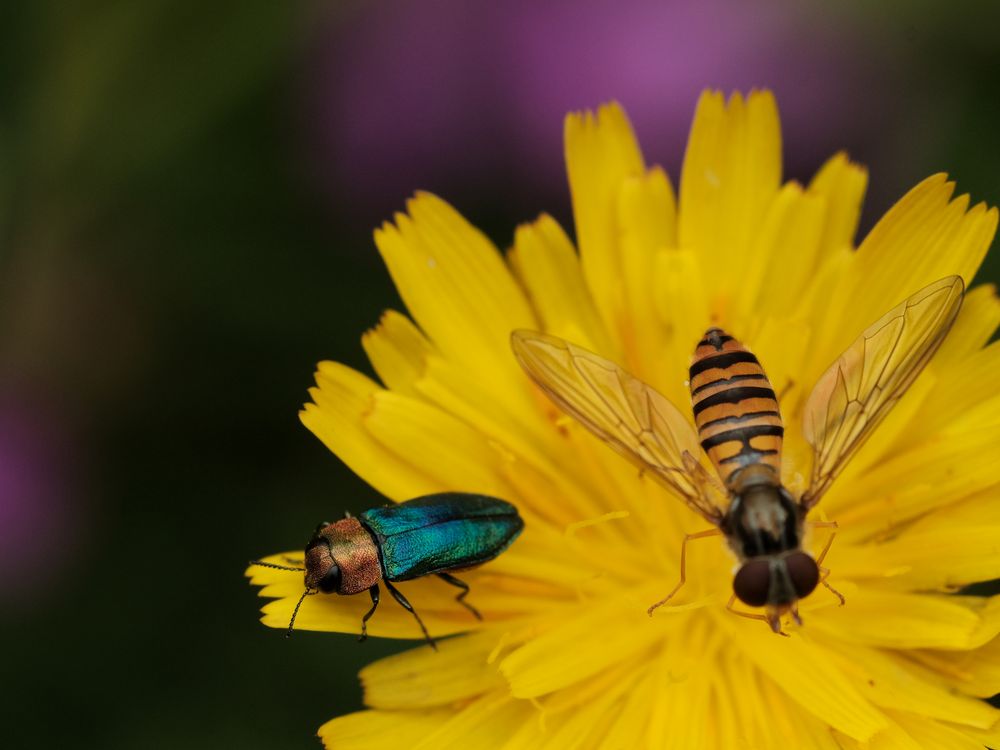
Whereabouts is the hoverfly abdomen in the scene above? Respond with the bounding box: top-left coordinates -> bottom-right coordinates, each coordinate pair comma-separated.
689,329 -> 784,488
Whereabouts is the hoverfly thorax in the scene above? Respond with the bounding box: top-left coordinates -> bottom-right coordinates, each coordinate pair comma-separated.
725,478 -> 801,559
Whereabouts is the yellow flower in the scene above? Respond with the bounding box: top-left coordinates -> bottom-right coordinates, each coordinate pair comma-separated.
248,90 -> 1000,748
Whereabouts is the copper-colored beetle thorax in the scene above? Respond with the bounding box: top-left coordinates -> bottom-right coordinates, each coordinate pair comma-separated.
322,517 -> 384,594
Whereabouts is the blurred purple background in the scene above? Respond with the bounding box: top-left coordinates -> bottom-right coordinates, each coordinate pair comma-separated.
308,0 -> 893,222
0,388 -> 80,598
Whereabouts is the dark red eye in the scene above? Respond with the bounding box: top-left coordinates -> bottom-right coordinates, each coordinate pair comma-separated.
304,536 -> 341,593
733,560 -> 771,607
785,551 -> 819,598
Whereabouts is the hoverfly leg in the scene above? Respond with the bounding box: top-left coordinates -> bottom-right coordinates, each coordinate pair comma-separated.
359,584 -> 380,642
775,378 -> 794,404
647,527 -> 723,616
819,568 -> 846,607
810,521 -> 846,605
790,603 -> 803,626
811,521 -> 839,567
384,580 -> 437,650
725,595 -> 790,637
437,572 -> 482,620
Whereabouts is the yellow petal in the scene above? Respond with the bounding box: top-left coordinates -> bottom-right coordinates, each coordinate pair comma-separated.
834,524 -> 1000,591
811,591 -> 1000,650
735,182 -> 825,322
564,102 -> 645,332
617,166 -> 677,378
813,175 -> 997,366
532,662 -> 644,749
362,310 -> 434,396
507,213 -> 614,354
857,175 -> 997,287
652,247 -> 711,407
598,670 -> 656,748
858,721 -> 926,750
363,390 -> 514,497
374,192 -> 537,390
808,151 -> 868,255
259,569 -> 536,639
823,642 -> 999,729
913,633 -> 1000,698
678,90 -> 782,305
758,674 -> 850,749
499,592 -> 660,698
413,692 -> 532,750
714,653 -> 773,749
946,716 -> 1000,748
413,357 -> 617,528
644,618 -> 723,749
932,282 -> 1000,365
724,623 -> 887,741
301,362 -> 440,500
319,709 -> 453,750
908,338 -> 1000,439
361,630 -> 505,709
825,424 -> 1000,535
889,712 -> 992,750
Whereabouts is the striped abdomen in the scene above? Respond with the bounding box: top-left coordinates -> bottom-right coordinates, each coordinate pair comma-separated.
689,328 -> 783,488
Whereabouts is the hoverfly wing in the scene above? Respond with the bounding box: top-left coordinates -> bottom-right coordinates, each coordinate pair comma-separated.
800,275 -> 965,511
511,329 -> 725,524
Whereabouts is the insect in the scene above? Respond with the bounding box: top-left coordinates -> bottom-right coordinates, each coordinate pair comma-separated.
251,492 -> 523,649
511,275 -> 964,633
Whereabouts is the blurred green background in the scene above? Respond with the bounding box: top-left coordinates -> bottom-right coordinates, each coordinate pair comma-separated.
2,1 -> 998,747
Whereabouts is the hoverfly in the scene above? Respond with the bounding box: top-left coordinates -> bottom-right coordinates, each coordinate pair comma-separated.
511,276 -> 964,633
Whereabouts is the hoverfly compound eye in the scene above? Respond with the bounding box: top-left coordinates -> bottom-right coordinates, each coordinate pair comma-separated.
733,559 -> 771,607
318,562 -> 342,594
785,551 -> 819,598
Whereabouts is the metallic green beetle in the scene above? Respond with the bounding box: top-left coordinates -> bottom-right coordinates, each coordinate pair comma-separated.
253,493 -> 524,649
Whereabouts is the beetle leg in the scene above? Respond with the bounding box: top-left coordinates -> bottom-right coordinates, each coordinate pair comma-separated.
647,527 -> 723,616
384,580 -> 437,651
359,584 -> 380,642
437,573 -> 482,620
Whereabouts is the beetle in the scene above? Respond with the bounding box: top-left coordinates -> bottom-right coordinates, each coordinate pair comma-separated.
251,492 -> 524,649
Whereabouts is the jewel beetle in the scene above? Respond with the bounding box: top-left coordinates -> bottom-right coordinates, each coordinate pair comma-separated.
251,492 -> 523,649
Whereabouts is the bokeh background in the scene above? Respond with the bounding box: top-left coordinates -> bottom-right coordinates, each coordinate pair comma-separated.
3,1 -> 998,746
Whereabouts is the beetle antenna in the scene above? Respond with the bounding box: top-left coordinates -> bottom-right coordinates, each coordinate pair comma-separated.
286,588 -> 313,638
249,559 -> 305,572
